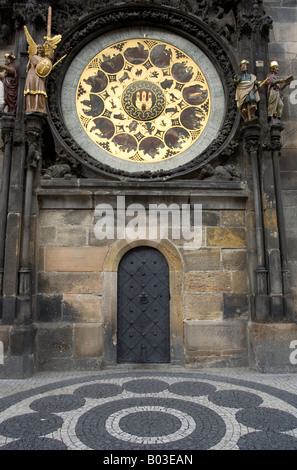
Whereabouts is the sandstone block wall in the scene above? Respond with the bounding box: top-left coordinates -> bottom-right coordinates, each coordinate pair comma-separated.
36,205 -> 110,369
182,207 -> 248,365
36,193 -> 248,368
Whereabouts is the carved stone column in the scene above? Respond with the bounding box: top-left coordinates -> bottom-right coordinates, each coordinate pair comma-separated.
16,114 -> 44,325
270,121 -> 295,320
0,115 -> 15,300
246,119 -> 297,372
3,114 -> 45,377
243,121 -> 269,321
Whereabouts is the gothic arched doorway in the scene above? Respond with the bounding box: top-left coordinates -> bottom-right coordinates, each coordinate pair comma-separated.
117,246 -> 170,364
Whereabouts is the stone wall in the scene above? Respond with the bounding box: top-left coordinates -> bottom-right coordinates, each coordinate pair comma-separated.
37,202 -> 108,370
183,201 -> 248,366
36,188 -> 249,369
264,1 -> 297,310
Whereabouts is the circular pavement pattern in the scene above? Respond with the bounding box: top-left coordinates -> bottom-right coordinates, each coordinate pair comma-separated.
0,371 -> 297,450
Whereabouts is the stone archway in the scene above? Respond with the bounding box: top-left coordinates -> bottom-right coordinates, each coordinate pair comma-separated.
102,239 -> 184,366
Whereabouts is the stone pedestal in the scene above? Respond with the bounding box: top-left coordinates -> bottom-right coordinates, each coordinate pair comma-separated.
0,325 -> 37,378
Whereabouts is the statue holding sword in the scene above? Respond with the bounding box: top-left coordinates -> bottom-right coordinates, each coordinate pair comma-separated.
23,6 -> 66,115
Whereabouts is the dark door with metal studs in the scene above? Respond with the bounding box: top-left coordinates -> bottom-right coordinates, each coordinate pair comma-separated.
117,247 -> 170,363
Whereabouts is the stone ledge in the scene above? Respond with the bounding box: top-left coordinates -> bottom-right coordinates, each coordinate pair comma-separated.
38,179 -> 247,191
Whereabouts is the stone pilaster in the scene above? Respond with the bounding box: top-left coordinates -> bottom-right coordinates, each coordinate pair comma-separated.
270,121 -> 295,320
0,115 -> 15,300
0,114 -> 45,378
243,121 -> 269,321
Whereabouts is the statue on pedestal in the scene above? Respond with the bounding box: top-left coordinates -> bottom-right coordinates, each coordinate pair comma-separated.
23,7 -> 63,115
234,60 -> 262,122
0,52 -> 19,114
265,60 -> 293,122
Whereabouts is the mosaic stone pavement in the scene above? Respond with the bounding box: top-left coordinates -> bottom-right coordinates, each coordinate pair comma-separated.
0,367 -> 297,451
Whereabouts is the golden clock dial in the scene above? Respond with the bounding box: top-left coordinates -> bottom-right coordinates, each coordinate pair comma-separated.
76,39 -> 211,163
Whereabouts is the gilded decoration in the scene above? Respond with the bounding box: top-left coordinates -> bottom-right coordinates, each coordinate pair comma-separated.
76,39 -> 211,163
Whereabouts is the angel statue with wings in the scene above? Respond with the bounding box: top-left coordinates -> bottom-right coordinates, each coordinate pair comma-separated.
23,17 -> 62,115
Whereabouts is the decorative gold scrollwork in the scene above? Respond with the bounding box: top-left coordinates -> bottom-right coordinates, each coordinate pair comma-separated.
76,39 -> 211,162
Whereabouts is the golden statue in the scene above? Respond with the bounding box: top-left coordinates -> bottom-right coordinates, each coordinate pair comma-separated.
234,60 -> 262,122
23,7 -> 63,115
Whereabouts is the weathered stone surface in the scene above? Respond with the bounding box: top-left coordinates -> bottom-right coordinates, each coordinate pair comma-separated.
73,323 -> 102,357
2,212 -> 22,297
185,272 -> 231,292
39,226 -> 57,245
0,326 -> 10,353
44,246 -> 108,272
281,171 -> 297,190
185,293 -> 222,320
36,209 -> 87,226
63,294 -> 102,322
202,211 -> 220,226
248,322 -> 297,373
9,326 -> 37,357
232,272 -> 249,293
263,210 -> 278,228
184,319 -> 247,352
183,248 -> 220,271
207,228 -> 246,247
223,294 -> 249,319
221,210 -> 245,227
222,249 -> 247,271
36,294 -> 62,322
39,195 -> 93,209
56,226 -> 88,246
38,272 -> 102,294
37,324 -> 73,359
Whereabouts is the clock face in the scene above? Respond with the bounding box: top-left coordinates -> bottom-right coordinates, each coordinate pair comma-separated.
76,39 -> 211,163
61,28 -> 225,175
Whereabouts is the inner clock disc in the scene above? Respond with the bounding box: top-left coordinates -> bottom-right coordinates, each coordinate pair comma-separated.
61,28 -> 225,173
75,38 -> 211,163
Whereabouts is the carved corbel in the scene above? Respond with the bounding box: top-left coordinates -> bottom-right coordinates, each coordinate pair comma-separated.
244,138 -> 260,155
0,124 -> 14,151
25,129 -> 42,169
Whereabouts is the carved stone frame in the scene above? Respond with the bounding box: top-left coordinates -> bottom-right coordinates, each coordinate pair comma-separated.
47,4 -> 239,181
101,238 -> 184,366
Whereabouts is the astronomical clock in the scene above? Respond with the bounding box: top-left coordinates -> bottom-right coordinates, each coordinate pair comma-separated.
57,26 -> 229,179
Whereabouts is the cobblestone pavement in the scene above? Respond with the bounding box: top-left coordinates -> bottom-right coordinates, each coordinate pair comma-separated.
0,366 -> 297,452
